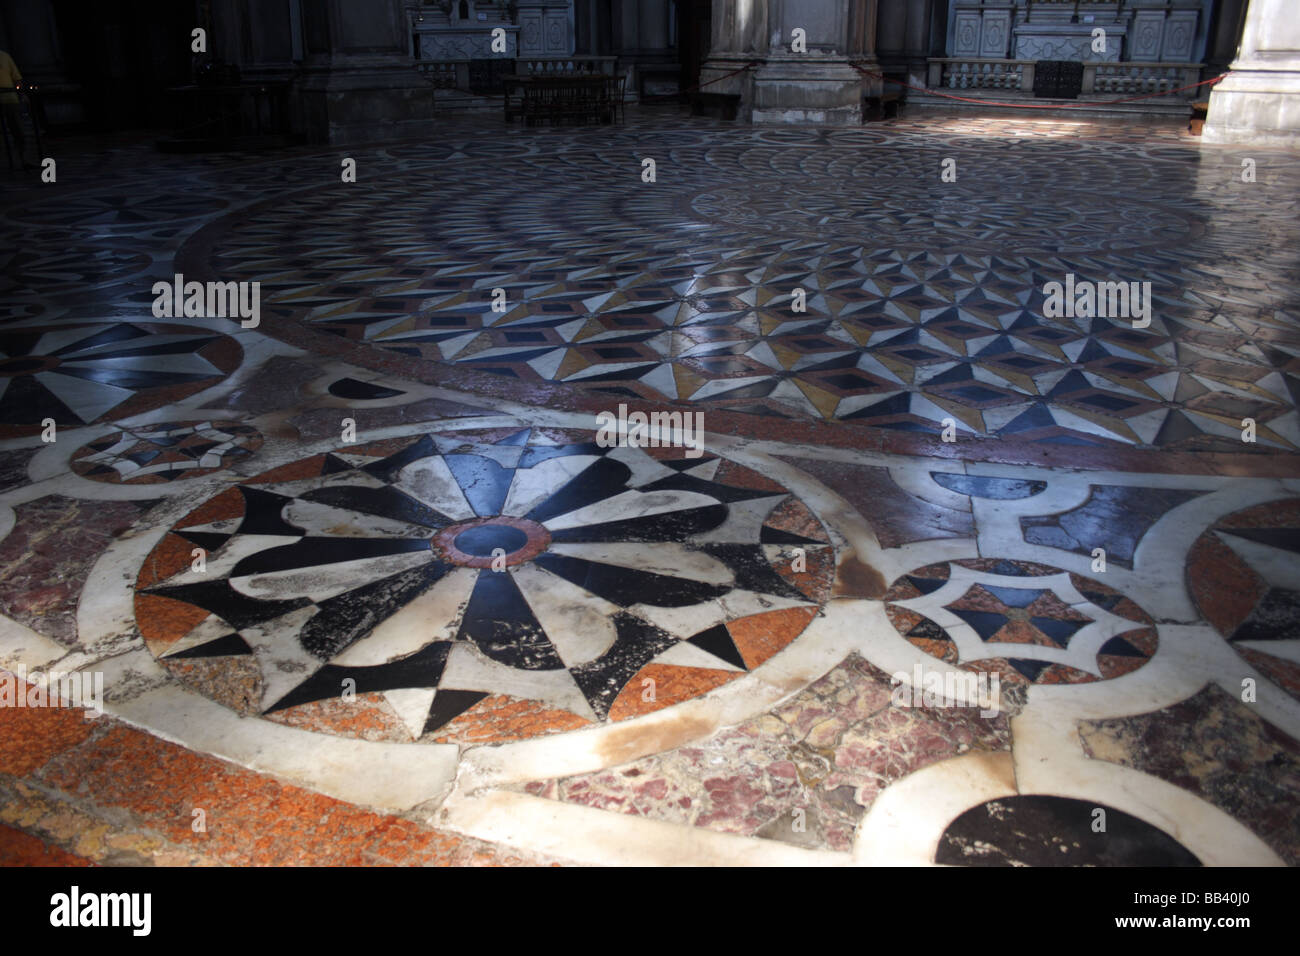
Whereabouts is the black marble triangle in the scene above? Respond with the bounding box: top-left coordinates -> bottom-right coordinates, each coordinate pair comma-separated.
167,633 -> 251,658
760,526 -> 823,545
320,454 -> 355,475
1219,528 -> 1300,556
1098,635 -> 1144,658
423,689 -> 490,734
174,530 -> 231,553
687,623 -> 747,670
1009,658 -> 1050,681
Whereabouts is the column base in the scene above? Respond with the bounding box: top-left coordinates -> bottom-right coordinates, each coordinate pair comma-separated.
1203,67 -> 1300,146
293,56 -> 434,145
749,55 -> 865,126
699,54 -> 870,126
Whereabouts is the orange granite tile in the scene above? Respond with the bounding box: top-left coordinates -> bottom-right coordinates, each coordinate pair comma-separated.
727,606 -> 818,670
32,724 -> 430,866
264,692 -> 410,742
995,619 -> 1054,647
639,443 -> 697,462
1099,652 -> 1149,680
1218,498 -> 1300,529
432,694 -> 591,745
714,459 -> 788,493
912,637 -> 958,664
1034,662 -> 1096,685
135,531 -> 200,591
763,497 -> 830,542
0,823 -> 95,866
175,486 -> 245,528
0,680 -> 100,777
162,656 -> 262,715
770,544 -> 835,603
1239,646 -> 1300,699
347,436 -> 419,458
1024,591 -> 1090,620
243,454 -> 326,486
608,663 -> 740,720
1186,532 -> 1267,637
134,591 -> 211,650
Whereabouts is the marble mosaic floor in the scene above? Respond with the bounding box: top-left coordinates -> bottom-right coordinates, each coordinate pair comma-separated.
0,109 -> 1298,867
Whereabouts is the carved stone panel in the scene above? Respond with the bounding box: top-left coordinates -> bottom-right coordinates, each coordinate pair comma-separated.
979,11 -> 1011,59
1130,11 -> 1165,61
519,10 -> 545,55
953,12 -> 981,56
543,9 -> 570,53
1161,10 -> 1199,62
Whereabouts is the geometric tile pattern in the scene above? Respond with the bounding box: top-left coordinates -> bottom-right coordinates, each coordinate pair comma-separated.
188,119 -> 1300,450
884,558 -> 1157,685
133,426 -> 833,744
2,111 -> 1298,866
0,323 -> 242,437
71,420 -> 263,484
1186,497 -> 1300,704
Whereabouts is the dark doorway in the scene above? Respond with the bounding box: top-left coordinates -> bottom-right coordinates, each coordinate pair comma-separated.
674,0 -> 710,93
51,0 -> 193,131
576,0 -> 614,56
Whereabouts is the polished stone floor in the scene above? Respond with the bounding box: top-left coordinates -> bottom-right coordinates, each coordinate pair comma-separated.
0,108 -> 1297,866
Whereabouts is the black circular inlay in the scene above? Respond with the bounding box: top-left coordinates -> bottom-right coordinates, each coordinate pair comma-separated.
454,524 -> 528,557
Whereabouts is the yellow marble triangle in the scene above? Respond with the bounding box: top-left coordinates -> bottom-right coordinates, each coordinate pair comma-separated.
1060,405 -> 1139,442
928,330 -> 968,355
572,318 -> 608,342
554,348 -> 591,380
1093,371 -> 1161,403
984,366 -> 1038,395
923,394 -> 985,433
839,320 -> 876,347
770,344 -> 802,370
794,379 -> 841,419
673,363 -> 708,398
875,354 -> 915,384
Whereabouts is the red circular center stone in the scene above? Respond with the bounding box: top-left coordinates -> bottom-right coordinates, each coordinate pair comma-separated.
431,516 -> 551,569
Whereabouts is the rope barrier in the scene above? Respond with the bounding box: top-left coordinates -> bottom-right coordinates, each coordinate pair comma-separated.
639,60 -> 760,102
849,63 -> 1230,110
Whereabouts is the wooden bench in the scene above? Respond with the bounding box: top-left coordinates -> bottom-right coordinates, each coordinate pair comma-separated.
518,74 -> 624,127
505,57 -> 618,122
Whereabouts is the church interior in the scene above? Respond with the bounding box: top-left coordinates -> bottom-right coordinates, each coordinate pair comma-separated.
0,0 -> 1297,870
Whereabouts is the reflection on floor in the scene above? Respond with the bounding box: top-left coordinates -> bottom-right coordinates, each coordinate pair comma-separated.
0,109 -> 1297,866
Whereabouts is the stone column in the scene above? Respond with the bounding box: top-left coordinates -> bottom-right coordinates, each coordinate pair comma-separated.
701,0 -> 876,124
210,0 -> 300,81
1205,0 -> 1247,73
293,0 -> 433,145
902,0 -> 930,87
1203,0 -> 1300,145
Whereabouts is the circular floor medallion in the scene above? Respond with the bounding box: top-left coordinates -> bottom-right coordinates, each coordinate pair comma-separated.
884,558 -> 1157,685
134,427 -> 835,745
